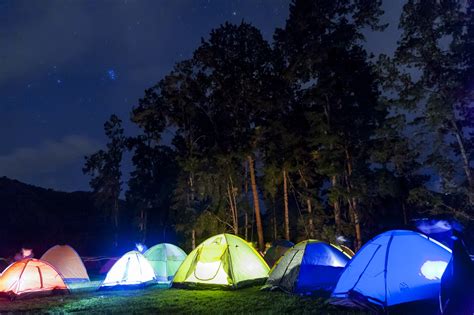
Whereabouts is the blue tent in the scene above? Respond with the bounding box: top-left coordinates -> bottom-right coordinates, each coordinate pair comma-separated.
440,231 -> 474,314
263,240 -> 351,295
331,230 -> 452,310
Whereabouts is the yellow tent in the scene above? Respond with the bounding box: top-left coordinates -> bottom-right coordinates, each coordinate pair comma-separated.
173,234 -> 269,288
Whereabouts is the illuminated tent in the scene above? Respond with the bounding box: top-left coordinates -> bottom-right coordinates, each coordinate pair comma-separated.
339,245 -> 355,257
264,240 -> 294,268
99,257 -> 118,274
263,240 -> 351,295
331,230 -> 452,311
0,259 -> 68,299
144,243 -> 187,283
173,234 -> 270,288
41,245 -> 89,283
100,250 -> 155,289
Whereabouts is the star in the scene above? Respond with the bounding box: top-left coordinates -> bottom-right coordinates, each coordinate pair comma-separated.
107,69 -> 117,81
232,11 -> 237,16
56,79 -> 62,84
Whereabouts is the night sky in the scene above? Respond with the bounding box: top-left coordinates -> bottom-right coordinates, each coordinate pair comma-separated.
0,0 -> 402,192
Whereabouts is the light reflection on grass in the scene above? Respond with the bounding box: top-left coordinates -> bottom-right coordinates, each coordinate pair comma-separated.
0,286 -> 366,314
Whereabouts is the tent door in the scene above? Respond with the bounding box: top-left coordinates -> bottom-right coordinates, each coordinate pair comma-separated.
193,244 -> 228,281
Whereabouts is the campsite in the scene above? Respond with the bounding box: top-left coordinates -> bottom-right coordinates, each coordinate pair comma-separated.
3,0 -> 474,313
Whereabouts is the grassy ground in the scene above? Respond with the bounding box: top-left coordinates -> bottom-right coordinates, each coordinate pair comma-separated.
0,284 -> 367,314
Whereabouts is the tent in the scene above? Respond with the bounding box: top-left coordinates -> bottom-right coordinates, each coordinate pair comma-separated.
331,230 -> 452,311
41,245 -> 89,283
0,259 -> 68,299
440,231 -> 474,314
99,257 -> 119,274
100,251 -> 156,289
144,243 -> 187,283
264,240 -> 294,268
339,245 -> 355,257
173,234 -> 270,288
263,240 -> 351,295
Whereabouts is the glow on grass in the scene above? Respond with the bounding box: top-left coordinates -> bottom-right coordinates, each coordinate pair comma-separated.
420,260 -> 448,280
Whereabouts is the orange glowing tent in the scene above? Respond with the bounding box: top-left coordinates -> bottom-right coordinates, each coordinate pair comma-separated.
0,259 -> 68,299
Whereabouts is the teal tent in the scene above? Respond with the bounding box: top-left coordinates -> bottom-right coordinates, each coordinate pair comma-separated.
144,243 -> 187,283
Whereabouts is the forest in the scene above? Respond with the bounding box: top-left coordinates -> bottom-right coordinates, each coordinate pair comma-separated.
83,0 -> 474,253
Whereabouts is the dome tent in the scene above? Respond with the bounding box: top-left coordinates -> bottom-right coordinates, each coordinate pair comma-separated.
331,230 -> 452,312
144,243 -> 187,284
439,231 -> 474,315
173,234 -> 270,288
264,240 -> 294,268
41,245 -> 89,283
100,251 -> 156,289
263,240 -> 351,295
0,259 -> 68,299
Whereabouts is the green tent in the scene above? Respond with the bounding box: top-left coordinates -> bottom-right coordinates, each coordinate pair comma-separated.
173,234 -> 270,288
144,243 -> 187,284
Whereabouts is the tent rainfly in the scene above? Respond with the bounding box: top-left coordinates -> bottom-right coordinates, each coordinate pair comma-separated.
100,251 -> 156,289
331,230 -> 452,311
144,243 -> 187,284
264,240 -> 351,295
41,245 -> 90,283
173,233 -> 270,288
0,259 -> 68,299
264,240 -> 294,268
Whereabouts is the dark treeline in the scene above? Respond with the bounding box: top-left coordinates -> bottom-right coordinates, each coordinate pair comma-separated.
84,0 -> 474,253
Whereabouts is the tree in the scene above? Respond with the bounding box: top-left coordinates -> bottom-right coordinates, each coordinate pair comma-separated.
133,22 -> 276,251
274,0 -> 385,249
395,0 -> 474,212
126,137 -> 178,243
83,114 -> 126,248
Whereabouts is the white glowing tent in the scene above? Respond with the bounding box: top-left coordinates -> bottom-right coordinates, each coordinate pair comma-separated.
100,250 -> 155,288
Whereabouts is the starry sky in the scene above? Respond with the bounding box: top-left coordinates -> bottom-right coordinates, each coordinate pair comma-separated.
0,0 -> 403,192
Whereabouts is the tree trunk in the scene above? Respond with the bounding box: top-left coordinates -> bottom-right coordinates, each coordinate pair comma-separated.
113,197 -> 119,248
229,175 -> 239,234
244,211 -> 248,241
344,148 -> 362,250
306,198 -> 314,238
139,208 -> 148,243
350,198 -> 362,251
298,169 -> 314,238
402,201 -> 408,225
227,183 -> 238,235
283,168 -> 290,241
192,229 -> 196,249
248,155 -> 264,251
452,122 -> 474,204
331,176 -> 342,230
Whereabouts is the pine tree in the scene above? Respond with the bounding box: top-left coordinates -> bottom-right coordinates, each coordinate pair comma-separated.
395,0 -> 474,216
83,114 -> 126,248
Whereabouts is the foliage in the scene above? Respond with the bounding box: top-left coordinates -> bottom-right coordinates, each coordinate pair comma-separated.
83,0 -> 474,251
83,115 -> 126,247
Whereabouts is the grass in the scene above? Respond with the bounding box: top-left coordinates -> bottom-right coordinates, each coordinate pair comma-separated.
0,284 -> 367,314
